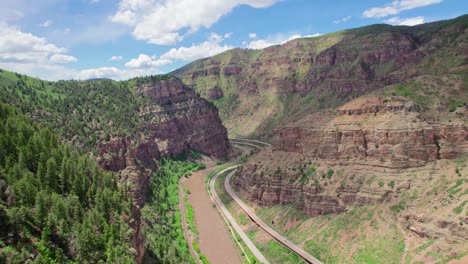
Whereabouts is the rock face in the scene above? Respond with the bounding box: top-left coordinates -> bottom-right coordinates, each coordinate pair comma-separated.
273,96 -> 467,168
207,86 -> 224,99
233,96 -> 467,216
173,15 -> 468,137
96,77 -> 230,263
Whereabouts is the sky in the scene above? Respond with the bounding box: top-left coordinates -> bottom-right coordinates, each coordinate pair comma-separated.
0,0 -> 466,81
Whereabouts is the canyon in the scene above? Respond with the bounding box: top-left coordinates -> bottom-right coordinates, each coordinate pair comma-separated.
95,77 -> 230,262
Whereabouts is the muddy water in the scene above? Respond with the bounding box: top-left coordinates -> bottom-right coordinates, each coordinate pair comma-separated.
185,168 -> 242,264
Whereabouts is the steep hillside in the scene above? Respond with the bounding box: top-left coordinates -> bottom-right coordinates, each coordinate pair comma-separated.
176,15 -> 468,263
0,70 -> 230,262
232,79 -> 467,262
0,103 -> 134,263
174,15 -> 467,138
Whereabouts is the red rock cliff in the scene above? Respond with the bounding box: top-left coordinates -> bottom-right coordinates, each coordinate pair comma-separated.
97,77 -> 230,262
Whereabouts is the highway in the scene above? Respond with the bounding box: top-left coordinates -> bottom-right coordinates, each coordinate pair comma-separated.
209,166 -> 270,264
225,170 -> 323,264
184,138 -> 322,264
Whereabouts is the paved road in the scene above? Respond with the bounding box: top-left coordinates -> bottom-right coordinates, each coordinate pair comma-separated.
230,138 -> 272,147
209,167 -> 270,264
225,171 -> 323,264
178,178 -> 203,264
230,141 -> 264,149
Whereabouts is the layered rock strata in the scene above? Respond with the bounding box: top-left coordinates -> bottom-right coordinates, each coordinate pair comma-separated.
233,96 -> 467,216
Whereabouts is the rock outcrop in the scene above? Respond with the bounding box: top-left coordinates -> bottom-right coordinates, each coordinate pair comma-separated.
273,96 -> 466,168
233,96 -> 467,216
207,86 -> 224,99
96,77 -> 230,262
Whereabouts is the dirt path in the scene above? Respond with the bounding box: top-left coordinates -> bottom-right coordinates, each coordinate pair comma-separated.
178,178 -> 203,264
185,168 -> 242,264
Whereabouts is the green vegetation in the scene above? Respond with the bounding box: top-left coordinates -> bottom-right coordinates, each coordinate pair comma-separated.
257,204 -> 404,264
0,69 -> 180,149
453,200 -> 467,214
142,160 -> 201,263
391,82 -> 432,108
0,103 -> 134,263
390,201 -> 407,214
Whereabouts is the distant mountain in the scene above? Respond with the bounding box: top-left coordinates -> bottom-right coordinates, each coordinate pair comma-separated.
174,14 -> 467,138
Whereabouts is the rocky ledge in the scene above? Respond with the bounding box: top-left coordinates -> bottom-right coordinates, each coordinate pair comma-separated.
233,96 -> 467,217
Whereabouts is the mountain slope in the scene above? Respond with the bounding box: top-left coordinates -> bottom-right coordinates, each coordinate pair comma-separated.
175,15 -> 468,263
0,102 -> 134,263
0,71 -> 231,262
174,15 -> 467,138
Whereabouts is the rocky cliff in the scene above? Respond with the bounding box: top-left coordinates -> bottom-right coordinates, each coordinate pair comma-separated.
173,15 -> 468,138
95,77 -> 230,262
233,96 -> 467,216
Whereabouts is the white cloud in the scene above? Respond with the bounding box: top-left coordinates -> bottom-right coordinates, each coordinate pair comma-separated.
363,0 -> 442,18
333,16 -> 351,24
0,21 -> 79,80
125,53 -> 172,68
39,19 -> 53,27
249,32 -> 257,38
160,33 -> 233,61
110,0 -> 281,45
74,66 -> 161,80
0,22 -> 68,63
109,55 -> 123,61
385,16 -> 425,25
50,54 -> 78,63
246,32 -> 321,49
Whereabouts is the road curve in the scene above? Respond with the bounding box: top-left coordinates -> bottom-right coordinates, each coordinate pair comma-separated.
230,141 -> 264,149
178,178 -> 203,264
209,167 -> 270,264
225,171 -> 323,264
230,138 -> 272,147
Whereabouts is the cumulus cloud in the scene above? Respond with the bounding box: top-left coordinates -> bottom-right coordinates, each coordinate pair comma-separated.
109,55 -> 123,61
246,32 -> 321,50
110,0 -> 281,45
249,32 -> 257,38
0,21 -> 79,80
363,0 -> 442,18
333,16 -> 351,24
0,22 -> 70,63
385,16 -> 425,25
49,54 -> 78,63
125,54 -> 172,68
39,19 -> 53,28
160,33 -> 232,61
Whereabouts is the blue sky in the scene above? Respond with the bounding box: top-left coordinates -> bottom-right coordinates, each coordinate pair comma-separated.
0,0 -> 466,80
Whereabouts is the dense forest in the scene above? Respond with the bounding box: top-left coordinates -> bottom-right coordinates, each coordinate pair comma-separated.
142,160 -> 204,264
0,102 -> 135,263
0,69 -> 175,150
0,68 -> 224,264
